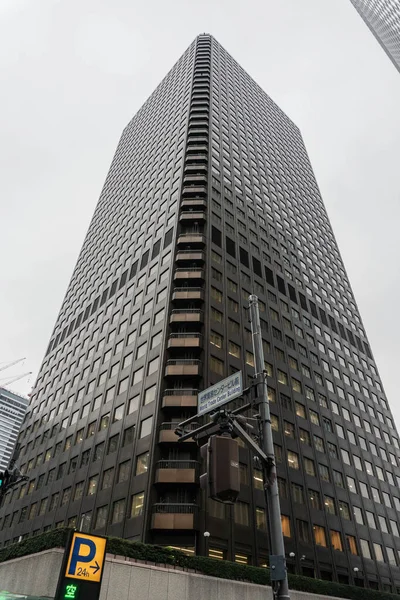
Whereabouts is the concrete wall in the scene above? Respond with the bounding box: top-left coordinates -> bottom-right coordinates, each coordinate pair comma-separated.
0,549 -> 348,600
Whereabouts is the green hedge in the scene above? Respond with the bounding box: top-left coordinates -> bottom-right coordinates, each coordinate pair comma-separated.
0,528 -> 69,564
0,528 -> 398,600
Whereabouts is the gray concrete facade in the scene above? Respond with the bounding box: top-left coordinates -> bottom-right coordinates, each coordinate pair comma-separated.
0,548 -> 356,600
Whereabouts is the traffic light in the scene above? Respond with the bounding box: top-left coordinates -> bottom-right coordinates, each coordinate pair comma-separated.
0,470 -> 9,497
200,435 -> 240,503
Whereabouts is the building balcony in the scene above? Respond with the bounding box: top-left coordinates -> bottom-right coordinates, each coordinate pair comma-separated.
173,268 -> 204,281
158,423 -> 198,443
168,333 -> 202,349
175,250 -> 205,263
184,163 -> 207,173
186,143 -> 208,152
190,110 -> 209,118
151,504 -> 198,530
180,199 -> 207,210
165,359 -> 202,377
187,136 -> 208,145
162,389 -> 198,408
183,174 -> 207,185
188,120 -> 209,128
191,90 -> 210,102
177,233 -> 205,247
155,460 -> 200,483
170,309 -> 203,324
185,148 -> 208,157
182,185 -> 207,198
179,211 -> 206,223
171,287 -> 204,302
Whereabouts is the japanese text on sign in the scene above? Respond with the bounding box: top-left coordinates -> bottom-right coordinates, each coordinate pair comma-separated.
198,372 -> 243,416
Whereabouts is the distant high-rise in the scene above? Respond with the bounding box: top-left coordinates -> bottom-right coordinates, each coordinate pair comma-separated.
0,388 -> 28,471
1,34 -> 400,593
350,0 -> 400,72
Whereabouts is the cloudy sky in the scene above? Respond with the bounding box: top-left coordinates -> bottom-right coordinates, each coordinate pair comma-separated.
1,0 -> 399,424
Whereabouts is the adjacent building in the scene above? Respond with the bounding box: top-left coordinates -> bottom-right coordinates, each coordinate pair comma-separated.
1,34 -> 400,594
350,0 -> 400,72
0,388 -> 29,471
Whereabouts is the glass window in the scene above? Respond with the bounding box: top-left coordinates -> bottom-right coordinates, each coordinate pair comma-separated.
99,413 -> 110,430
136,452 -> 149,475
147,356 -> 159,375
295,402 -> 306,418
253,469 -> 263,490
281,515 -> 291,537
309,490 -> 321,510
113,405 -> 124,422
304,458 -> 315,476
111,499 -> 125,524
234,501 -> 249,526
228,341 -> 240,358
210,331 -> 223,348
123,425 -> 135,446
256,507 -> 267,530
130,492 -> 144,518
287,451 -> 299,470
314,435 -> 324,453
132,367 -> 144,385
87,475 -> 98,496
291,483 -> 304,504
313,525 -> 327,547
95,505 -> 108,529
246,351 -> 255,367
366,511 -> 376,529
117,460 -> 130,483
386,547 -> 397,566
284,421 -> 295,438
390,519 -> 399,537
330,530 -> 343,552
319,464 -> 330,482
324,496 -> 336,515
140,416 -> 153,438
341,449 -> 350,465
299,429 -> 311,445
373,543 -> 385,563
210,356 -> 224,374
127,394 -> 139,414
346,535 -> 358,556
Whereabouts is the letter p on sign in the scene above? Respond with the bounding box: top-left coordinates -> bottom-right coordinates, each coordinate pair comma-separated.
66,532 -> 106,583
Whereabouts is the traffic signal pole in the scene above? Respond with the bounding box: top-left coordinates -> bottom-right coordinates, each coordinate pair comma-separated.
249,294 -> 290,600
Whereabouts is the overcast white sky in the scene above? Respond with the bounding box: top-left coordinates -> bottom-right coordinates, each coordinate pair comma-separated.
1,0 -> 399,425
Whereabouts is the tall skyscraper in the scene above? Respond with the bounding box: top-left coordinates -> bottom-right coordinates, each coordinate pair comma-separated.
1,34 -> 400,593
0,388 -> 29,471
350,0 -> 400,72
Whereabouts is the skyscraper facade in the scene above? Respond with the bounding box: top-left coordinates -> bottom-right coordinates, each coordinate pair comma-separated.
350,0 -> 400,72
0,388 -> 29,471
1,34 -> 400,593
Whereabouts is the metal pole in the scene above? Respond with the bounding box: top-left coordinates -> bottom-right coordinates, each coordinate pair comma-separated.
249,294 -> 290,600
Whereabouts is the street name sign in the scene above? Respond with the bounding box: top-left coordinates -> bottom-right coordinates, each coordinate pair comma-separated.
198,371 -> 243,416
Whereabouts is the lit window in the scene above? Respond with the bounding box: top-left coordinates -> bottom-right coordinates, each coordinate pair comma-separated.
130,492 -> 144,518
136,452 -> 149,475
330,530 -> 343,552
313,525 -> 327,547
281,515 -> 291,537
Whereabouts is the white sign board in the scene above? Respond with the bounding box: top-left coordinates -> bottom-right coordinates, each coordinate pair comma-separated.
198,372 -> 243,416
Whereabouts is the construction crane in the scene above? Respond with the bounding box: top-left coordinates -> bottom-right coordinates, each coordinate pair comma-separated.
0,358 -> 25,373
0,372 -> 32,387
